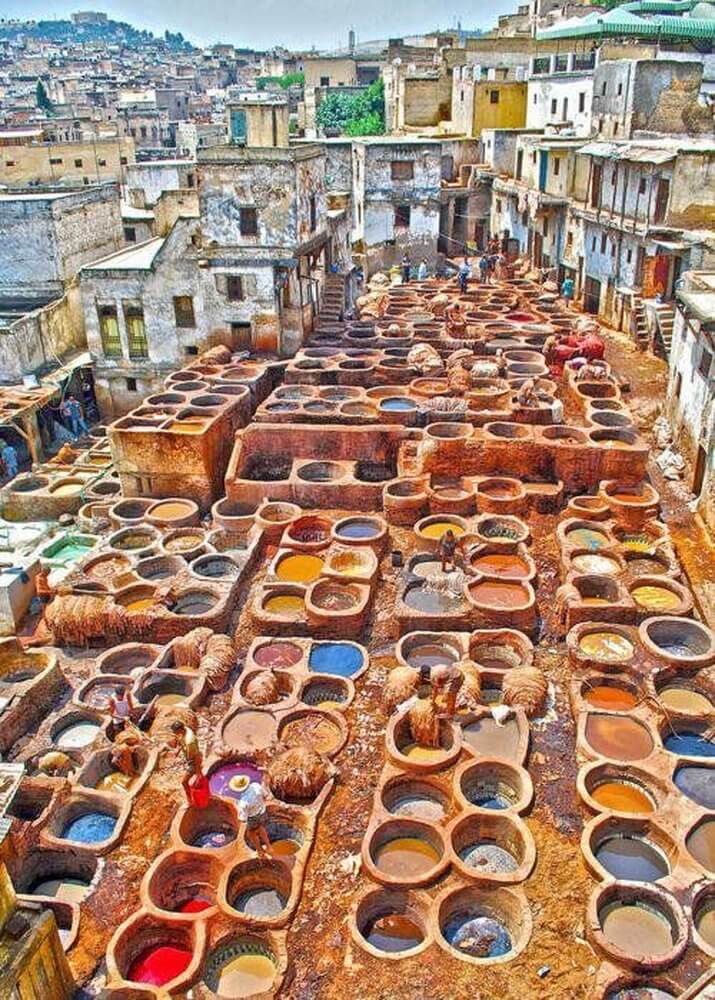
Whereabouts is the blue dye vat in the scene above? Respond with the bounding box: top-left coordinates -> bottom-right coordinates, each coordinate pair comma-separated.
337,519 -> 379,540
309,643 -> 363,677
470,792 -> 510,810
664,732 -> 715,758
381,398 -> 416,412
674,766 -> 715,809
62,812 -> 116,843
443,912 -> 512,958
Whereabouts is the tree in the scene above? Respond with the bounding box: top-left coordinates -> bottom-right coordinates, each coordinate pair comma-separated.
316,78 -> 385,136
35,78 -> 53,113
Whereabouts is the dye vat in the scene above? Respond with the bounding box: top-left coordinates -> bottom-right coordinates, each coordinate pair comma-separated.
128,945 -> 193,987
658,685 -> 712,713
97,771 -> 136,794
411,559 -> 444,581
31,877 -> 90,904
400,743 -> 450,764
308,643 -> 363,677
583,685 -> 638,711
595,835 -> 670,882
419,520 -> 465,540
263,594 -> 305,619
205,941 -> 277,998
695,898 -> 715,949
373,837 -> 441,879
253,642 -> 303,668
61,811 -> 116,844
55,720 -> 101,748
280,714 -> 342,755
125,597 -> 156,613
470,553 -> 530,579
404,583 -> 467,615
276,553 -> 324,584
462,718 -> 521,760
223,710 -> 277,752
165,533 -> 204,554
600,900 -> 675,957
363,913 -> 424,953
631,585 -> 681,612
579,631 -> 634,663
209,762 -> 262,801
591,781 -> 655,814
335,518 -> 382,540
567,527 -> 610,549
459,842 -> 518,875
663,731 -> 715,758
384,784 -> 446,822
674,766 -> 715,809
608,990 -> 675,1000
443,912 -> 512,959
686,820 -> 715,872
584,716 -> 654,761
405,642 -> 458,670
149,500 -> 195,521
468,581 -> 529,609
572,553 -> 622,575
233,887 -> 286,918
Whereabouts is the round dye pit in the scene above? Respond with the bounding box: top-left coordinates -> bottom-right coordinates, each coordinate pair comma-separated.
373,836 -> 441,879
31,877 -> 91,904
471,553 -> 530,579
97,771 -> 136,794
193,828 -> 237,849
631,585 -> 681,613
443,912 -> 512,959
310,584 -> 360,612
204,940 -> 277,998
572,553 -> 621,575
399,742 -> 451,764
263,594 -> 305,619
209,762 -> 262,801
663,730 -> 715,758
591,781 -> 655,814
459,842 -> 518,875
578,631 -> 634,663
55,720 -> 101,749
567,526 -> 610,549
302,677 -> 349,710
599,900 -> 676,957
383,781 -> 447,822
686,819 -> 715,872
419,520 -> 465,540
223,710 -> 277,752
461,770 -> 522,811
233,886 -> 286,918
149,500 -> 196,521
335,518 -> 382,540
405,642 -> 458,670
695,897 -> 715,949
61,811 -> 116,844
585,716 -> 654,761
583,683 -> 638,712
363,913 -> 424,953
462,718 -> 521,760
595,835 -> 670,882
275,553 -> 324,583
253,641 -> 303,668
164,533 -> 204,554
381,397 -> 417,412
607,989 -> 675,1000
658,685 -> 712,713
279,713 -> 342,755
404,583 -> 467,615
468,580 -> 530,609
308,643 -> 363,677
128,945 -> 193,987
673,766 -> 715,809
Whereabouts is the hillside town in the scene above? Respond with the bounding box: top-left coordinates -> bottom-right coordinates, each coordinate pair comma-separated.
0,2 -> 714,999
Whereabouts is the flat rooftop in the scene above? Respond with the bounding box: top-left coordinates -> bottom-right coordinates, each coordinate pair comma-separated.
84,236 -> 165,272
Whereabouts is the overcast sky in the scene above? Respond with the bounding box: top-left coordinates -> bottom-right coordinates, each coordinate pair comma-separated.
4,0 -> 518,49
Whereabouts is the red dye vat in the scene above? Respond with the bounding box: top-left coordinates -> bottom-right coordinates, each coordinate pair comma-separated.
128,945 -> 193,985
178,898 -> 212,913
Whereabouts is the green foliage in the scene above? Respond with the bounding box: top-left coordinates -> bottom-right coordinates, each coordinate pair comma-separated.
35,78 -> 53,112
316,78 -> 385,136
257,72 -> 304,91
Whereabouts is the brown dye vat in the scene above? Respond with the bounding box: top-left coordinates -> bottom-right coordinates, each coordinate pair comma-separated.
591,781 -> 655,814
584,686 -> 638,711
253,642 -> 303,668
626,556 -> 668,576
224,710 -> 277,751
469,580 -> 529,608
373,837 -> 441,879
631,585 -> 681,613
165,533 -> 204,553
312,587 -> 358,612
86,556 -> 130,581
695,898 -> 715,948
585,716 -> 654,761
686,820 -> 715,872
578,632 -> 634,663
658,685 -> 712,713
406,643 -> 458,670
462,717 -> 521,759
600,900 -> 675,956
471,553 -> 530,579
280,715 -> 341,755
149,501 -> 194,520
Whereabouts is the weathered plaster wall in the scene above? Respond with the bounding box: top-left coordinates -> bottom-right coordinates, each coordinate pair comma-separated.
0,283 -> 85,379
0,137 -> 135,187
125,161 -> 196,207
402,76 -> 452,128
473,82 -> 527,134
526,75 -> 592,135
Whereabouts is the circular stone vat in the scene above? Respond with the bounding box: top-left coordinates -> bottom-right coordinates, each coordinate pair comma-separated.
468,580 -> 531,612
109,527 -> 159,554
308,642 -> 364,677
49,478 -> 85,497
577,628 -> 635,666
148,851 -> 220,914
163,530 -> 206,556
437,885 -> 531,963
461,716 -> 523,762
582,678 -> 639,712
402,635 -> 461,670
640,617 -> 715,665
585,715 -> 654,762
60,808 -> 117,845
381,776 -> 450,822
353,888 -> 430,957
591,823 -> 672,882
225,859 -> 291,920
204,936 -> 278,998
583,764 -> 658,815
662,722 -> 715,759
252,641 -> 304,669
277,709 -> 344,756
590,428 -> 638,449
470,551 -> 531,580
116,586 -> 157,614
571,552 -> 622,575
54,717 -> 101,749
147,499 -> 198,525
450,813 -> 532,882
470,635 -> 530,671
309,580 -> 362,612
368,819 -> 445,883
208,761 -> 262,802
262,592 -> 305,620
135,555 -> 184,582
673,763 -> 715,809
403,581 -> 467,616
485,422 -> 530,441
121,923 -> 196,988
171,590 -> 218,615
458,760 -> 532,812
630,579 -> 685,614
477,516 -> 529,544
334,516 -> 384,542
564,522 -> 611,550
415,514 -> 467,541
222,709 -> 277,752
685,817 -> 715,873
192,555 -> 241,580
590,883 -> 687,971
284,515 -> 332,547
111,499 -> 154,522
296,461 -> 344,483
275,552 -> 324,584
301,676 -> 350,710
178,798 -> 239,850
693,885 -> 715,954
12,476 -> 48,492
656,677 -> 712,714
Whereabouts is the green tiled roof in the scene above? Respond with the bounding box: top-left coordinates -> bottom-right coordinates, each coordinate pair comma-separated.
536,3 -> 715,37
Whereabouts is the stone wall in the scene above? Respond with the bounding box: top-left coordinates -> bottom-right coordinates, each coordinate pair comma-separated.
0,136 -> 135,187
0,282 -> 86,379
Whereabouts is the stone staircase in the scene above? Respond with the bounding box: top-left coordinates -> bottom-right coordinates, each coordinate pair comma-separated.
632,296 -> 649,349
653,301 -> 675,357
314,273 -> 346,338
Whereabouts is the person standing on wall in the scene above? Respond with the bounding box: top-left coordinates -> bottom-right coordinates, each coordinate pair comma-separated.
401,254 -> 411,283
61,395 -> 89,440
458,256 -> 471,294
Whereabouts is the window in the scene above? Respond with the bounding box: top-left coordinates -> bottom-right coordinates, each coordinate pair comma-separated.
120,156 -> 128,165
611,241 -> 616,257
124,226 -> 136,242
611,167 -> 617,186
460,90 -> 465,103
124,305 -> 148,358
49,157 -> 63,165
5,160 -> 14,166
617,82 -> 623,96
627,248 -> 633,264
654,178 -> 670,223
187,173 -> 195,187
98,305 -> 121,357
98,157 -> 107,166
391,160 -> 414,181
638,177 -> 647,195
579,92 -> 586,113
543,217 -> 548,237
490,90 -> 499,104
226,275 -> 244,301
597,118 -> 603,134
126,377 -> 137,391
140,126 -> 147,138
309,194 -> 317,232
496,199 -> 502,213
698,345 -> 712,379
516,149 -> 523,180
173,295 -> 195,328
613,122 -> 619,136
394,204 -> 411,229
674,372 -> 682,398
550,98 -> 557,115
240,207 -> 258,236
591,236 -> 597,252
601,81 -> 607,96
533,93 -> 537,104
522,210 -> 528,226
185,345 -> 199,356
320,75 -> 330,86
74,158 -> 83,167
567,230 -> 573,247
553,157 -> 560,176
600,233 -> 607,254
562,97 -> 568,119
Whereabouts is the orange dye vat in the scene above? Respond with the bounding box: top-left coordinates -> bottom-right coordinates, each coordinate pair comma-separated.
584,685 -> 638,711
591,781 -> 654,814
